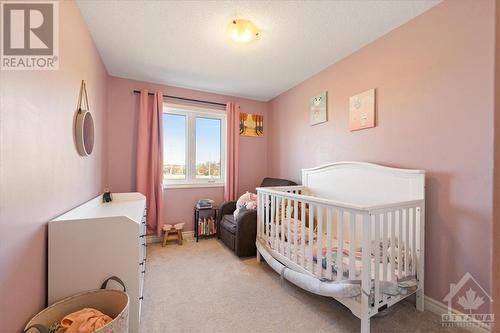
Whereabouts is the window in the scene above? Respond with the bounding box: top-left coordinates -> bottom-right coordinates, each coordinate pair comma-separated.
163,105 -> 225,187
163,113 -> 186,180
195,117 -> 222,180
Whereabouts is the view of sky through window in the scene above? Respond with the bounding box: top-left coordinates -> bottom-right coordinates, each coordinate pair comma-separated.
196,117 -> 221,179
163,113 -> 186,179
163,112 -> 222,181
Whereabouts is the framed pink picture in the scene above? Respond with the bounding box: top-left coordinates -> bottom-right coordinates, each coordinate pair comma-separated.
349,89 -> 376,131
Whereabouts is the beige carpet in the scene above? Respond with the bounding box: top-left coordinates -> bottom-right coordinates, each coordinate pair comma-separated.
140,239 -> 468,333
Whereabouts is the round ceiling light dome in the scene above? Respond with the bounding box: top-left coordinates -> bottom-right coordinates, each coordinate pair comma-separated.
228,19 -> 259,43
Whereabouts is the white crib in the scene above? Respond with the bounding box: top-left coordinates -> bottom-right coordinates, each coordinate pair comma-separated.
255,162 -> 425,333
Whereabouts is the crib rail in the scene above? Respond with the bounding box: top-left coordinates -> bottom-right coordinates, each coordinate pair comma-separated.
256,185 -> 425,314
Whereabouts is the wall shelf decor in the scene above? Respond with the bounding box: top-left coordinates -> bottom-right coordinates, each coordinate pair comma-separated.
75,80 -> 95,156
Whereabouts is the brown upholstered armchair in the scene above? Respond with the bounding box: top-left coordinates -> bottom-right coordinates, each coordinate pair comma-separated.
217,177 -> 297,257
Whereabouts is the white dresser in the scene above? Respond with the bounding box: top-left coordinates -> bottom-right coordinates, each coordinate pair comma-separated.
48,192 -> 147,333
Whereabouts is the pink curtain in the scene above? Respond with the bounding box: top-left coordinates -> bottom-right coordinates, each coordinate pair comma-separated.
224,102 -> 240,201
136,90 -> 164,236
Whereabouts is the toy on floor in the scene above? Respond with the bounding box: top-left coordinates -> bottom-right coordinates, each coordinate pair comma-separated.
162,223 -> 185,246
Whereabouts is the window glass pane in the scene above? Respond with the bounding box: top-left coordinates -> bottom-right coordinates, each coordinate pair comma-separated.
163,113 -> 186,180
196,117 -> 221,179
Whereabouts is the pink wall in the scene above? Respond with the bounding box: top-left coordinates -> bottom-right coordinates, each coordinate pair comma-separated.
105,76 -> 268,230
0,1 -> 108,331
493,1 -> 500,330
1,1 -> 496,330
267,0 -> 495,305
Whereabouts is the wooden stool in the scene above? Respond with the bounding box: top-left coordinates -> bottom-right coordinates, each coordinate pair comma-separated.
162,223 -> 184,246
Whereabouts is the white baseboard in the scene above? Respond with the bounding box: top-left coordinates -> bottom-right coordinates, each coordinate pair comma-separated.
146,231 -> 195,244
424,296 -> 491,333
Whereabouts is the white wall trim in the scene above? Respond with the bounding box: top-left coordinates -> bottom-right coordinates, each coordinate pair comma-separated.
146,231 -> 195,244
424,296 -> 491,333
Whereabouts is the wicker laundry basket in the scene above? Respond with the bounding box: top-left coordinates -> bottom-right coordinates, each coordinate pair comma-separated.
24,276 -> 129,333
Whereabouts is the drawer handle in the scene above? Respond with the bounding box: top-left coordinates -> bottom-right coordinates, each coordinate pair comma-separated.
141,270 -> 145,274
139,296 -> 144,300
142,243 -> 147,247
139,235 -> 145,238
139,262 -> 144,266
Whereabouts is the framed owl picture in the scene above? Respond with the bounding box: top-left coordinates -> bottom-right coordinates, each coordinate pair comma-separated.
309,91 -> 328,126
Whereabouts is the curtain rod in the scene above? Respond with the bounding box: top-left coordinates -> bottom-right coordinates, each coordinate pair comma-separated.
132,90 -> 226,107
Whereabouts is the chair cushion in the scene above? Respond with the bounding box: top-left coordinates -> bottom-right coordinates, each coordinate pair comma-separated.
221,214 -> 237,234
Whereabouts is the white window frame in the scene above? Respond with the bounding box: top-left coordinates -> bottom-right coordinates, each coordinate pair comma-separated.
162,103 -> 226,189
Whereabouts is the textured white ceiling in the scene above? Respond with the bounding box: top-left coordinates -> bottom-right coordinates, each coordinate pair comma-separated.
77,0 -> 440,101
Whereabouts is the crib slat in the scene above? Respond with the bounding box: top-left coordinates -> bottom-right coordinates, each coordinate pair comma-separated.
270,195 -> 275,243
404,208 -> 409,276
268,194 -> 272,238
262,194 -> 266,237
382,213 -> 389,304
316,206 -> 323,278
361,214 -> 371,314
326,208 -> 333,280
262,194 -> 266,238
260,194 -> 269,238
264,194 -> 267,237
287,199 -> 292,259
308,204 -> 314,272
374,214 -> 380,308
336,209 -> 344,281
281,197 -> 285,255
416,206 -> 423,282
271,196 -> 275,248
349,212 -> 356,280
411,207 -> 416,276
257,193 -> 266,237
293,199 -> 299,263
390,211 -> 396,282
337,208 -> 344,281
382,213 -> 388,283
301,200 -> 306,266
397,210 -> 403,278
275,197 -> 281,250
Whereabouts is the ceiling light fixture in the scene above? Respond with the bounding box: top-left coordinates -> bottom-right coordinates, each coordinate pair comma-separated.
228,19 -> 259,43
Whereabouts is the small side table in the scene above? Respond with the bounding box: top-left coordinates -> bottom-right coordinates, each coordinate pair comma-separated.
194,206 -> 217,242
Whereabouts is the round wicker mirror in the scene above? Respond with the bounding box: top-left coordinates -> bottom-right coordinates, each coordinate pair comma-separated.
75,110 -> 94,156
74,80 -> 94,157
